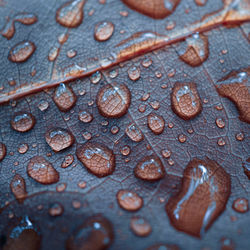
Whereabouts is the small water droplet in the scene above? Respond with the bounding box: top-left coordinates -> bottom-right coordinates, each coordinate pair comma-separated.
128,66 -> 141,81
195,0 -> 207,6
215,118 -> 225,128
149,100 -> 160,110
117,189 -> 143,211
147,113 -> 165,135
11,112 -> 36,132
166,20 -> 176,30
141,58 -> 152,68
82,131 -> 92,140
78,110 -> 93,123
0,142 -> 6,161
67,49 -> 77,58
130,216 -> 152,237
178,134 -> 186,143
10,174 -> 27,203
58,33 -> 69,44
49,202 -> 64,217
125,123 -> 144,142
110,125 -> 119,134
56,183 -> 67,192
217,138 -> 226,146
37,100 -> 49,111
90,71 -> 102,84
161,149 -> 171,158
232,198 -> 248,213
48,46 -> 60,61
94,21 -> 114,41
235,132 -> 244,141
78,180 -> 86,188
61,154 -> 74,168
147,243 -> 180,250
18,143 -> 29,154
120,145 -> 131,156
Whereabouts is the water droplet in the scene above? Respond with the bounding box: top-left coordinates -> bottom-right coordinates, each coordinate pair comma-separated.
1,18 -> 15,39
61,154 -> 74,168
78,110 -> 93,123
8,41 -> 36,63
45,128 -> 74,152
171,82 -> 202,120
27,156 -> 59,184
155,71 -> 162,78
90,71 -> 102,84
221,237 -> 234,250
120,145 -> 130,156
56,0 -> 85,28
141,92 -> 150,101
166,158 -> 231,237
122,0 -> 181,19
0,142 -> 6,161
109,69 -> 119,78
141,58 -> 152,68
150,100 -> 160,110
11,112 -> 36,132
128,66 -> 141,81
216,69 -> 250,124
58,33 -> 69,44
135,155 -> 165,181
235,132 -> 244,141
161,149 -> 171,158
56,183 -> 67,192
147,113 -> 165,135
166,20 -> 176,30
4,216 -> 41,250
168,68 -> 176,78
232,198 -> 248,213
178,33 -> 209,67
82,131 -> 92,140
96,83 -> 131,118
49,202 -> 64,216
8,77 -> 16,86
195,0 -> 207,6
72,200 -> 81,209
125,123 -> 144,142
53,83 -> 77,112
147,243 -> 180,250
215,118 -> 225,128
78,180 -> 86,188
37,100 -> 49,111
110,125 -> 119,134
66,215 -> 113,250
178,134 -> 186,143
117,189 -> 143,211
130,216 -> 152,237
138,104 -> 146,113
48,46 -> 60,61
67,49 -> 77,58
10,174 -> 27,203
94,21 -> 114,41
76,142 -> 115,177
217,138 -> 226,146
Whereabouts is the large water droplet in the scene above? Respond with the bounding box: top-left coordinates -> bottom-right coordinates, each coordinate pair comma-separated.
0,142 -> 6,161
53,83 -> 77,112
66,215 -> 113,250
216,69 -> 250,124
11,112 -> 36,132
94,21 -> 114,42
166,158 -> 231,237
76,142 -> 115,177
45,127 -> 74,152
8,41 -> 36,63
130,216 -> 152,237
135,155 -> 165,181
125,123 -> 144,142
27,156 -> 59,184
10,174 -> 27,203
147,113 -> 165,135
56,0 -> 85,28
171,82 -> 202,120
96,83 -> 131,118
122,0 -> 181,19
116,189 -> 143,211
178,33 -> 209,67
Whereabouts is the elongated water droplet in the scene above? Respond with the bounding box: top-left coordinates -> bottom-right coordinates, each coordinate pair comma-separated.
166,158 -> 231,237
96,83 -> 131,118
117,189 -> 143,211
0,142 -> 6,161
48,46 -> 60,62
61,154 -> 74,168
135,155 -> 165,181
130,216 -> 152,237
122,0 -> 181,19
56,0 -> 85,28
11,112 -> 36,132
8,41 -> 36,63
27,156 -> 59,184
10,174 -> 27,203
76,142 -> 115,177
94,21 -> 114,41
171,82 -> 202,120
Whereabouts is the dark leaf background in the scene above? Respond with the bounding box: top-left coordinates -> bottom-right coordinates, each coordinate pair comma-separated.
0,0 -> 249,249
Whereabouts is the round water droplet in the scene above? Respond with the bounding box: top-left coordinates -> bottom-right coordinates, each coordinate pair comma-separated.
120,145 -> 130,156
125,123 -> 144,142
53,83 -> 77,112
49,202 -> 64,216
45,127 -> 74,152
37,100 -> 49,111
94,21 -> 114,41
135,155 -> 165,181
61,154 -> 74,168
130,216 -> 152,237
67,49 -> 77,58
128,66 -> 141,81
216,118 -> 225,128
149,100 -> 160,110
27,156 -> 59,184
166,158 -> 231,237
179,33 -> 209,67
178,134 -> 186,143
56,0 -> 85,28
122,0 -> 181,19
161,149 -> 171,158
147,113 -> 165,135
78,180 -> 86,188
110,125 -> 120,134
141,58 -> 152,68
0,142 -> 6,161
171,82 -> 202,120
232,198 -> 248,213
72,200 -> 81,209
235,132 -> 244,141
78,110 -> 93,123
90,71 -> 102,84
10,174 -> 27,203
76,142 -> 115,177
66,215 -> 113,250
96,83 -> 131,118
56,183 -> 67,192
117,189 -> 143,211
11,112 -> 36,132
217,138 -> 225,146
8,41 -> 36,63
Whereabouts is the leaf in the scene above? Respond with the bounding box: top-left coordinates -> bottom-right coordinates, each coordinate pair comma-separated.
0,0 -> 249,249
